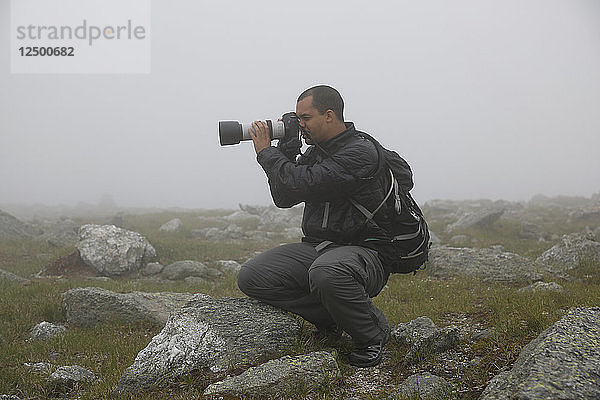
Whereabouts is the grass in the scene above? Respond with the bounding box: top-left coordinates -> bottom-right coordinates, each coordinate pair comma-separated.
0,208 -> 599,399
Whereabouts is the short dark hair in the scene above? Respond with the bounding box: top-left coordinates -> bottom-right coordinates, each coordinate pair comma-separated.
297,85 -> 344,122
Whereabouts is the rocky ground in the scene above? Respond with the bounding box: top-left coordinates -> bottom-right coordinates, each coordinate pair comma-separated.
0,194 -> 599,399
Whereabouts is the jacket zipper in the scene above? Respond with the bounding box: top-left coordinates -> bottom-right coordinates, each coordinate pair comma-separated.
321,202 -> 330,229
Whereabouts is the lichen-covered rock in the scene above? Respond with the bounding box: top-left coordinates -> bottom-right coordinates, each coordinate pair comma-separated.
160,260 -> 221,281
536,232 -> 600,269
426,246 -> 545,283
77,224 -> 156,276
392,316 -> 438,346
116,295 -> 300,395
403,326 -> 460,366
30,321 -> 66,340
480,307 -> 600,400
141,262 -> 163,276
159,218 -> 182,232
392,316 -> 460,366
48,365 -> 97,390
445,209 -> 504,233
216,260 -> 241,273
394,372 -> 453,399
203,351 -> 340,397
63,287 -> 193,327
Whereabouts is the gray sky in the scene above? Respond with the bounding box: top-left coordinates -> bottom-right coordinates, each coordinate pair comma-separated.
1,0 -> 599,209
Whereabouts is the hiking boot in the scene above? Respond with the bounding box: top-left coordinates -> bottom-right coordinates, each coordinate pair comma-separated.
348,330 -> 390,368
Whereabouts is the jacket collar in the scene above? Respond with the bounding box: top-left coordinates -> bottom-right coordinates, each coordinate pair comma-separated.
318,122 -> 356,153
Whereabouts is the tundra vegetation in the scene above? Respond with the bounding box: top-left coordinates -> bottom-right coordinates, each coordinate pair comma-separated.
0,199 -> 599,399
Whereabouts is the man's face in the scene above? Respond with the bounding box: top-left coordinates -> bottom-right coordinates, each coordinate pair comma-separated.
295,96 -> 327,144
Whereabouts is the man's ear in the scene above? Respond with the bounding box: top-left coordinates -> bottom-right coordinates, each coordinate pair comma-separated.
325,109 -> 335,122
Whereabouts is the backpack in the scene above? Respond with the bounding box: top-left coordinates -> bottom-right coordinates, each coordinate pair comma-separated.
351,134 -> 431,274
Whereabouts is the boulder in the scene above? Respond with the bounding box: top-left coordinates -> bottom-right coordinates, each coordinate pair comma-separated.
392,316 -> 460,366
425,246 -> 545,283
536,232 -> 600,269
77,224 -> 156,276
445,209 -> 504,233
30,321 -> 66,340
480,307 -> 600,400
203,351 -> 340,397
215,260 -> 241,273
48,365 -> 97,391
0,209 -> 37,239
394,372 -> 453,399
0,268 -> 28,284
116,295 -> 301,395
159,218 -> 182,232
63,287 -> 193,327
141,262 -> 163,276
160,260 -> 221,281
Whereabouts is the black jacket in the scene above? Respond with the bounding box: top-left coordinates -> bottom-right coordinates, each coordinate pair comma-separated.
257,122 -> 397,244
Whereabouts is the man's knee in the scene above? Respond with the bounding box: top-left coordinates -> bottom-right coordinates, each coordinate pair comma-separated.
237,264 -> 256,296
309,265 -> 347,294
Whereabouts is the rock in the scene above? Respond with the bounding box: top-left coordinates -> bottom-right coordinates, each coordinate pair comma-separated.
394,372 -> 453,399
392,316 -> 460,366
30,321 -> 66,340
519,222 -> 548,241
403,326 -> 460,366
116,295 -> 301,395
536,232 -> 600,269
38,219 -> 79,247
192,224 -> 248,241
0,209 -> 37,239
519,281 -> 564,293
283,227 -> 303,240
63,287 -> 193,327
183,276 -> 206,285
480,307 -> 600,400
24,362 -> 55,374
257,206 -> 303,231
141,262 -> 163,276
48,365 -> 97,391
426,246 -> 545,283
77,224 -> 156,276
160,260 -> 221,281
0,268 -> 28,284
445,209 -> 504,233
203,351 -> 340,397
159,218 -> 182,232
0,396 -> 22,400
215,260 -> 242,273
392,316 -> 438,346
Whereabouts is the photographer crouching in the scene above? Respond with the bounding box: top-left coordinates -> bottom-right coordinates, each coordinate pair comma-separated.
234,85 -> 414,368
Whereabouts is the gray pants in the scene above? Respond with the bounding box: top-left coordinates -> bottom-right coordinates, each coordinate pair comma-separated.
237,242 -> 390,347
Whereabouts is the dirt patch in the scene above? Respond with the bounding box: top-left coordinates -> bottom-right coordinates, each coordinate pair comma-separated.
39,250 -> 99,277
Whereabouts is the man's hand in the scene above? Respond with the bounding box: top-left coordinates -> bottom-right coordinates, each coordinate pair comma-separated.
250,121 -> 272,155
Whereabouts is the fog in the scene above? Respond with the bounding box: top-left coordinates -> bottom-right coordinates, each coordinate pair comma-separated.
1,0 -> 599,210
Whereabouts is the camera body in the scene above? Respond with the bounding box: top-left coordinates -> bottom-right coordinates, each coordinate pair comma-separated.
218,112 -> 300,146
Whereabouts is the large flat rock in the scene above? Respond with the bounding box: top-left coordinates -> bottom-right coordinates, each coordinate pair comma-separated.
116,295 -> 301,395
480,307 -> 600,399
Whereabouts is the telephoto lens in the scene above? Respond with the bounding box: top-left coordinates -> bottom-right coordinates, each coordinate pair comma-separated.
218,119 -> 286,146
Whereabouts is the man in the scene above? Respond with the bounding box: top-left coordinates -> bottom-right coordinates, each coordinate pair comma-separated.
237,85 -> 392,367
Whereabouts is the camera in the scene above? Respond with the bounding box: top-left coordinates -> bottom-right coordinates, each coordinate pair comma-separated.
218,112 -> 300,146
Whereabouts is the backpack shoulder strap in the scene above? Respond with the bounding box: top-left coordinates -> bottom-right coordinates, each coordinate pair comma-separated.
350,168 -> 395,222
